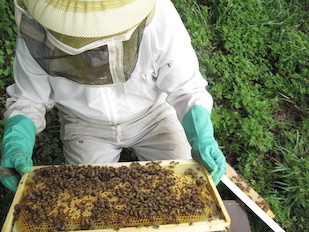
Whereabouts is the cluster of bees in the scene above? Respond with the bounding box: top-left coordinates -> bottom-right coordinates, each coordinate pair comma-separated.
230,174 -> 270,212
13,161 -> 221,231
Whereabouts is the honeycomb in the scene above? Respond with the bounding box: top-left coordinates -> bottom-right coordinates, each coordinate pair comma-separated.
12,161 -> 224,231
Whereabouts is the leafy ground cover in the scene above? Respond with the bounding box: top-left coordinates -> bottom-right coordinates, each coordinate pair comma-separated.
1,0 -> 308,231
172,0 -> 308,231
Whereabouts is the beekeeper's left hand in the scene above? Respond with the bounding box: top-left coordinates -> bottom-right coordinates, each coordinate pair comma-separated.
182,105 -> 226,185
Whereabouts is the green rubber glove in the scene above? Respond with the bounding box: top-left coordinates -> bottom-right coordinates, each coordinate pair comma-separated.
182,105 -> 226,185
0,115 -> 36,192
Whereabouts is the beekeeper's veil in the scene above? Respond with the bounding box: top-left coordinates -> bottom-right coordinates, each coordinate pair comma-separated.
14,0 -> 156,85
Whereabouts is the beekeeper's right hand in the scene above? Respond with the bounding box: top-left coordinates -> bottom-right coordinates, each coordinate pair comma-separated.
0,115 -> 36,192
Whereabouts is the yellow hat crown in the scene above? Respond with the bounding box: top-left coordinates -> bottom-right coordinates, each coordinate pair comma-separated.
20,0 -> 156,38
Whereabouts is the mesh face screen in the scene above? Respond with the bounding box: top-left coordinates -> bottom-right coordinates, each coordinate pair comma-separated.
123,19 -> 145,80
20,13 -> 145,85
12,162 -> 226,231
49,47 -> 113,85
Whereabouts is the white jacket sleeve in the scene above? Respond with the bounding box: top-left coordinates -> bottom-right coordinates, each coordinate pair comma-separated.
152,0 -> 213,121
4,36 -> 55,133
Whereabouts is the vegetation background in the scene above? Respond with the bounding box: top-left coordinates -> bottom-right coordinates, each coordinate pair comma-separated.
0,0 -> 308,231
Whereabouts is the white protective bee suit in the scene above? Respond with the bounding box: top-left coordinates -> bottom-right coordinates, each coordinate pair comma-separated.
4,0 -> 213,164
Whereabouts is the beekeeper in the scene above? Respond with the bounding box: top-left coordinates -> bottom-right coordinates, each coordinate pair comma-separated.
1,0 -> 226,192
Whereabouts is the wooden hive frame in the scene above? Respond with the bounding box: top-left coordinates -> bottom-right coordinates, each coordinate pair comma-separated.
2,159 -> 231,232
225,163 -> 275,219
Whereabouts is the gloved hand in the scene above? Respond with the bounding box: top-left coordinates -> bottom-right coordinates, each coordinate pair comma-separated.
182,105 -> 226,185
1,115 -> 36,192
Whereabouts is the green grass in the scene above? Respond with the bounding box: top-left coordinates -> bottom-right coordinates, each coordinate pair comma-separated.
173,0 -> 308,231
0,1 -> 18,228
1,0 -> 308,231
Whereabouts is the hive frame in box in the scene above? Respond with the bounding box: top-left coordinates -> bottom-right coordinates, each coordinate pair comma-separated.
2,159 -> 231,232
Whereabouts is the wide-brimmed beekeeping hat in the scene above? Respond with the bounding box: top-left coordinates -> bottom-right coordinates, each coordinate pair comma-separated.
14,0 -> 157,85
16,0 -> 156,38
